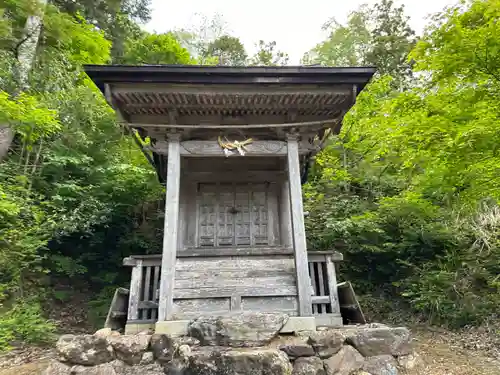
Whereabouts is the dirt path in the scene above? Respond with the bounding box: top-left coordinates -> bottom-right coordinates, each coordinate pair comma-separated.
408,329 -> 500,375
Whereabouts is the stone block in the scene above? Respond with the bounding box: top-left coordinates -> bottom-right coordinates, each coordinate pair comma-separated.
56,334 -> 115,366
107,335 -> 151,365
187,312 -> 289,347
324,345 -> 365,375
292,357 -> 326,375
346,327 -> 412,357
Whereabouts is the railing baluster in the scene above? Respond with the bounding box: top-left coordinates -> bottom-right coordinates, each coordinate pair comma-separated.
308,261 -> 317,314
317,257 -> 326,313
151,265 -> 160,320
325,255 -> 340,314
143,265 -> 152,320
128,259 -> 143,321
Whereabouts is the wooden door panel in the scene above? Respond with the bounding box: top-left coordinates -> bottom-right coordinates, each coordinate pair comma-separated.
196,183 -> 276,247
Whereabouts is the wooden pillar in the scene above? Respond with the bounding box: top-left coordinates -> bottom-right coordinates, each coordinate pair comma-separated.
158,133 -> 181,321
287,134 -> 313,316
280,180 -> 293,249
128,260 -> 143,321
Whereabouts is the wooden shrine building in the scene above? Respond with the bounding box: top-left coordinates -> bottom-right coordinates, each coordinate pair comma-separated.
84,65 -> 376,335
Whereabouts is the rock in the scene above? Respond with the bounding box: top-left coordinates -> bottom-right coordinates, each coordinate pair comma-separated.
107,335 -> 151,365
292,356 -> 326,375
188,312 -> 289,347
71,363 -> 118,375
346,327 -> 412,357
176,336 -> 200,346
186,347 -> 292,375
43,360 -> 71,375
397,352 -> 423,371
111,360 -> 165,375
140,352 -> 155,365
324,345 -> 365,375
95,328 -> 121,338
150,334 -> 177,363
56,334 -> 115,365
280,344 -> 316,358
177,344 -> 191,358
307,330 -> 345,359
362,355 -> 398,375
95,328 -> 112,337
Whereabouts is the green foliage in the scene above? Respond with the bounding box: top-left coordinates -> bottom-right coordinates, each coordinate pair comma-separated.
0,0 -> 164,350
118,32 -> 193,65
304,0 -> 416,86
0,299 -> 56,351
249,40 -> 289,66
306,0 -> 500,327
302,7 -> 372,66
2,0 -> 500,352
51,0 -> 151,61
205,35 -> 247,65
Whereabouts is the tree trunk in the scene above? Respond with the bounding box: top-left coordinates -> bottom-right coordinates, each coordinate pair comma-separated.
0,0 -> 48,160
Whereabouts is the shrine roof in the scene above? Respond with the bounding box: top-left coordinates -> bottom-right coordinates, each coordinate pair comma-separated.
84,64 -> 376,130
85,64 -> 376,93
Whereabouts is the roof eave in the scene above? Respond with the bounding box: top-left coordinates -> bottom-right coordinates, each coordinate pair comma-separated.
84,64 -> 377,96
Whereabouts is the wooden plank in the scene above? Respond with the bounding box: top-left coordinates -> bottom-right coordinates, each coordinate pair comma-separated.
158,134 -> 181,321
144,266 -> 152,301
174,275 -> 295,290
241,296 -> 298,314
138,301 -> 159,309
326,255 -> 341,314
309,261 -> 317,314
151,266 -> 160,320
111,82 -> 353,95
173,285 -> 297,299
230,295 -> 242,311
308,252 -> 343,262
177,247 -> 294,258
149,140 -> 288,157
312,296 -> 330,304
175,268 -> 294,280
104,288 -> 129,330
287,135 -> 313,317
132,119 -> 337,129
128,261 -> 143,321
185,181 -> 198,248
267,183 -> 279,246
174,297 -> 230,313
177,179 -> 187,250
280,180 -> 293,248
338,281 -> 366,324
175,256 -> 295,271
317,261 -> 327,314
123,255 -> 161,267
110,311 -> 127,318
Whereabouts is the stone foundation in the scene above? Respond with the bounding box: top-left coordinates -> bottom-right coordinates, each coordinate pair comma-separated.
46,313 -> 421,375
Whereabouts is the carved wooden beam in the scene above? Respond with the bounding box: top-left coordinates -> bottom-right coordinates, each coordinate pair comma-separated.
147,140 -> 292,156
131,119 -> 338,129
110,83 -> 354,95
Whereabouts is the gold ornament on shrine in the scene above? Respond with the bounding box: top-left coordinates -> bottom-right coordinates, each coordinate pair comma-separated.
217,136 -> 253,157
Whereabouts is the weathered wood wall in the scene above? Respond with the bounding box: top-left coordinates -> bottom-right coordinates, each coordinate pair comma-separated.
170,254 -> 298,319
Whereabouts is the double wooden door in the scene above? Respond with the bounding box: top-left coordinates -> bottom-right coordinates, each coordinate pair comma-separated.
197,182 -> 279,247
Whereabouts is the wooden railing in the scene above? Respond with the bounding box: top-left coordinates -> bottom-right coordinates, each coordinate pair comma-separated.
123,251 -> 343,323
308,252 -> 342,316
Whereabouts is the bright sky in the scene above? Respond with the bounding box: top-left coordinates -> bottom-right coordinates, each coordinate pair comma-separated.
145,0 -> 457,64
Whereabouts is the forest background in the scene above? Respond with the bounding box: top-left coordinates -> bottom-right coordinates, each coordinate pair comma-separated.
0,0 -> 499,352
